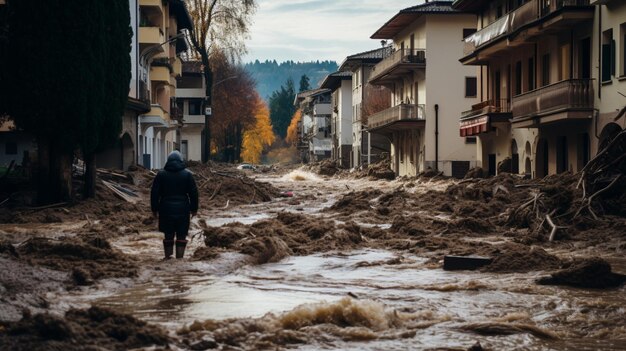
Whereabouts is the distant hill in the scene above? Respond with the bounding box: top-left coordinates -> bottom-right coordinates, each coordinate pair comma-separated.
245,60 -> 338,101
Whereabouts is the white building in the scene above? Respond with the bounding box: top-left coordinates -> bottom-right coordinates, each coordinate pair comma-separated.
368,1 -> 479,177
321,71 -> 353,168
294,89 -> 333,162
176,61 -> 206,161
338,47 -> 393,168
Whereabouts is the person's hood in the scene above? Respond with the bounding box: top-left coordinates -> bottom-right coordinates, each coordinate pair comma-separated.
164,151 -> 186,172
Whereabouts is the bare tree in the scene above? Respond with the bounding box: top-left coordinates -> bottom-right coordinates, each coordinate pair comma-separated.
184,0 -> 257,162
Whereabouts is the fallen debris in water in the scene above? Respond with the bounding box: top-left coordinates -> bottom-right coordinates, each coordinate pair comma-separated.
536,257 -> 626,289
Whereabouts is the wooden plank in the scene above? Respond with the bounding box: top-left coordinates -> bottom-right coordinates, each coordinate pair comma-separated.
443,255 -> 493,271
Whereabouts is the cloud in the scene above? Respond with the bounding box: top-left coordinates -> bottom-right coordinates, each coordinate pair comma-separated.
245,0 -> 422,63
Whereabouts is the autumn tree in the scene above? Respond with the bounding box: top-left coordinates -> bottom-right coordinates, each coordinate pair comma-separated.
241,95 -> 276,164
269,78 -> 297,139
184,0 -> 257,162
210,51 -> 257,162
362,84 -> 391,125
2,0 -> 131,203
285,110 -> 302,146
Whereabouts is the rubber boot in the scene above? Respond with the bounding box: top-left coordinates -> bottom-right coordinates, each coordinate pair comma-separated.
163,240 -> 174,260
175,239 -> 188,259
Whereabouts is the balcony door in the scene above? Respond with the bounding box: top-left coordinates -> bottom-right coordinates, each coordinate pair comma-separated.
494,70 -> 501,107
579,37 -> 591,79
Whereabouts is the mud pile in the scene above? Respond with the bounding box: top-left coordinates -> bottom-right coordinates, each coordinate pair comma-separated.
537,257 -> 626,288
0,306 -> 170,350
187,161 -> 280,208
366,159 -> 395,180
16,236 -> 137,285
178,297 -> 442,349
201,212 -> 385,264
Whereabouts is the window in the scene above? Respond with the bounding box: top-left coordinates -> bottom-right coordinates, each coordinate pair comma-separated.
602,29 -> 615,82
528,57 -> 535,90
542,53 -> 550,87
188,100 -> 201,115
465,77 -> 477,98
465,137 -> 477,144
621,23 -> 626,77
515,61 -> 522,95
463,28 -> 477,39
5,142 -> 17,155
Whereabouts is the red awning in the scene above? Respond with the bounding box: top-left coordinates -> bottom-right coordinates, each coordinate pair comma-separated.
460,116 -> 489,137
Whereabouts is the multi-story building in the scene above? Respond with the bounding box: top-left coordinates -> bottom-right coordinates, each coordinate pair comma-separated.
368,1 -> 480,177
338,47 -> 393,169
137,0 -> 192,169
454,0 -> 597,177
294,89 -> 333,162
320,71 -> 353,168
176,61 -> 206,161
592,0 -> 626,150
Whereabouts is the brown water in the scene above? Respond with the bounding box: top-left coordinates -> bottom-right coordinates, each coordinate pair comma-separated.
61,170 -> 626,350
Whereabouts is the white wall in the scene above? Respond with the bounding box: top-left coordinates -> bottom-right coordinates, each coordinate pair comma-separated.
423,14 -> 480,170
339,80 -> 353,146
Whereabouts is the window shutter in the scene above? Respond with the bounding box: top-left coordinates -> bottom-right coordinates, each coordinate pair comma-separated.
602,44 -> 612,82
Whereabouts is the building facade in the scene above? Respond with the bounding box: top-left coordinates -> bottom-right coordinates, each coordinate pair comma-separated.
176,61 -> 206,162
454,0 -> 602,177
369,1 -> 480,177
339,47 -> 393,169
320,71 -> 353,168
294,89 -> 333,162
137,0 -> 192,169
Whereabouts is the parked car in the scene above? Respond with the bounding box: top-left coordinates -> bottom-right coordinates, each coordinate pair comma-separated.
236,163 -> 256,171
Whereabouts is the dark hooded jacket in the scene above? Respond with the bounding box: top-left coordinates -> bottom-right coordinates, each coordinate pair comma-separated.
150,151 -> 199,218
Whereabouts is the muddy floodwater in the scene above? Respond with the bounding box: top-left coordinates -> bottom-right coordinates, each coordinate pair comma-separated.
5,169 -> 626,350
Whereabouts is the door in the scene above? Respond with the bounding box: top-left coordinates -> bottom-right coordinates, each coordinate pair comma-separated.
488,154 -> 496,176
494,71 -> 501,108
580,37 -> 591,79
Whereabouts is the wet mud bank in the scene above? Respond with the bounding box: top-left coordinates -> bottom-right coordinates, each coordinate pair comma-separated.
1,165 -> 625,350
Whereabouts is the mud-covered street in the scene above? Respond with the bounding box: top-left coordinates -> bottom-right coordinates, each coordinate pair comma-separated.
1,164 -> 626,350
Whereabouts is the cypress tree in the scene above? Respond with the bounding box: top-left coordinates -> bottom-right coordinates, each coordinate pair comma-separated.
5,0 -> 131,203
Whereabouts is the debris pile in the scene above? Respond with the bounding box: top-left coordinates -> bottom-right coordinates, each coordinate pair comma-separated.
0,307 -> 170,350
537,257 -> 626,289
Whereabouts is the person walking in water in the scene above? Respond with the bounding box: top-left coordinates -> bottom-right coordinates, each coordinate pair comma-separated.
150,151 -> 198,259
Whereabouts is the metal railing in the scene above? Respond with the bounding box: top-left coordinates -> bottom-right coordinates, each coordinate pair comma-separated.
368,104 -> 425,129
511,78 -> 593,119
370,49 -> 426,81
461,99 -> 510,119
464,0 -> 590,56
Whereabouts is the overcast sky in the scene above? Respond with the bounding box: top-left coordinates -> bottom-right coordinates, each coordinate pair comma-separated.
244,0 -> 422,64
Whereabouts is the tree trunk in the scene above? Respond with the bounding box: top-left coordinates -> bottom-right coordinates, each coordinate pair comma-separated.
235,123 -> 242,163
83,153 -> 96,199
37,139 -> 72,204
200,50 -> 213,163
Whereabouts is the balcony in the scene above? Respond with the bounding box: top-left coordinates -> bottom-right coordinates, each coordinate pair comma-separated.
173,58 -> 182,76
182,115 -> 205,125
140,0 -> 163,13
138,79 -> 150,104
459,99 -> 511,137
462,0 -> 593,64
139,27 -> 165,48
369,49 -> 426,85
368,104 -> 425,134
511,79 -> 594,127
150,66 -> 170,83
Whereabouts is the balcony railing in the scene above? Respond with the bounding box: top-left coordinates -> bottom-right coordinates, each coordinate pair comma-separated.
511,79 -> 593,119
368,104 -> 425,129
139,79 -> 150,104
370,49 -> 426,82
463,0 -> 591,56
461,99 -> 511,119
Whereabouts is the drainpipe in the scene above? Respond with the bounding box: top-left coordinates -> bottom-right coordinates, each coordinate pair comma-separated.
367,131 -> 371,165
435,104 -> 439,171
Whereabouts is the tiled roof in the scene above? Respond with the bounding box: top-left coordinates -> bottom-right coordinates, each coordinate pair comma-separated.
320,71 -> 353,90
296,88 -> 330,100
346,46 -> 394,60
371,1 -> 467,39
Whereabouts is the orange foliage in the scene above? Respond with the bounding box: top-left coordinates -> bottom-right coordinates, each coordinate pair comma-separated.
285,109 -> 301,146
241,96 -> 276,163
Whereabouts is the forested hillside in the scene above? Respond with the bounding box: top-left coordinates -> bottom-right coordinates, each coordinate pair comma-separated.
245,60 -> 338,101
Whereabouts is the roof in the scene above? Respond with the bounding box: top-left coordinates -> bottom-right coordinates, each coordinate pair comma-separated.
170,0 -> 194,32
371,1 -> 466,39
294,88 -> 330,106
338,46 -> 394,71
320,71 -> 352,90
452,0 -> 491,12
